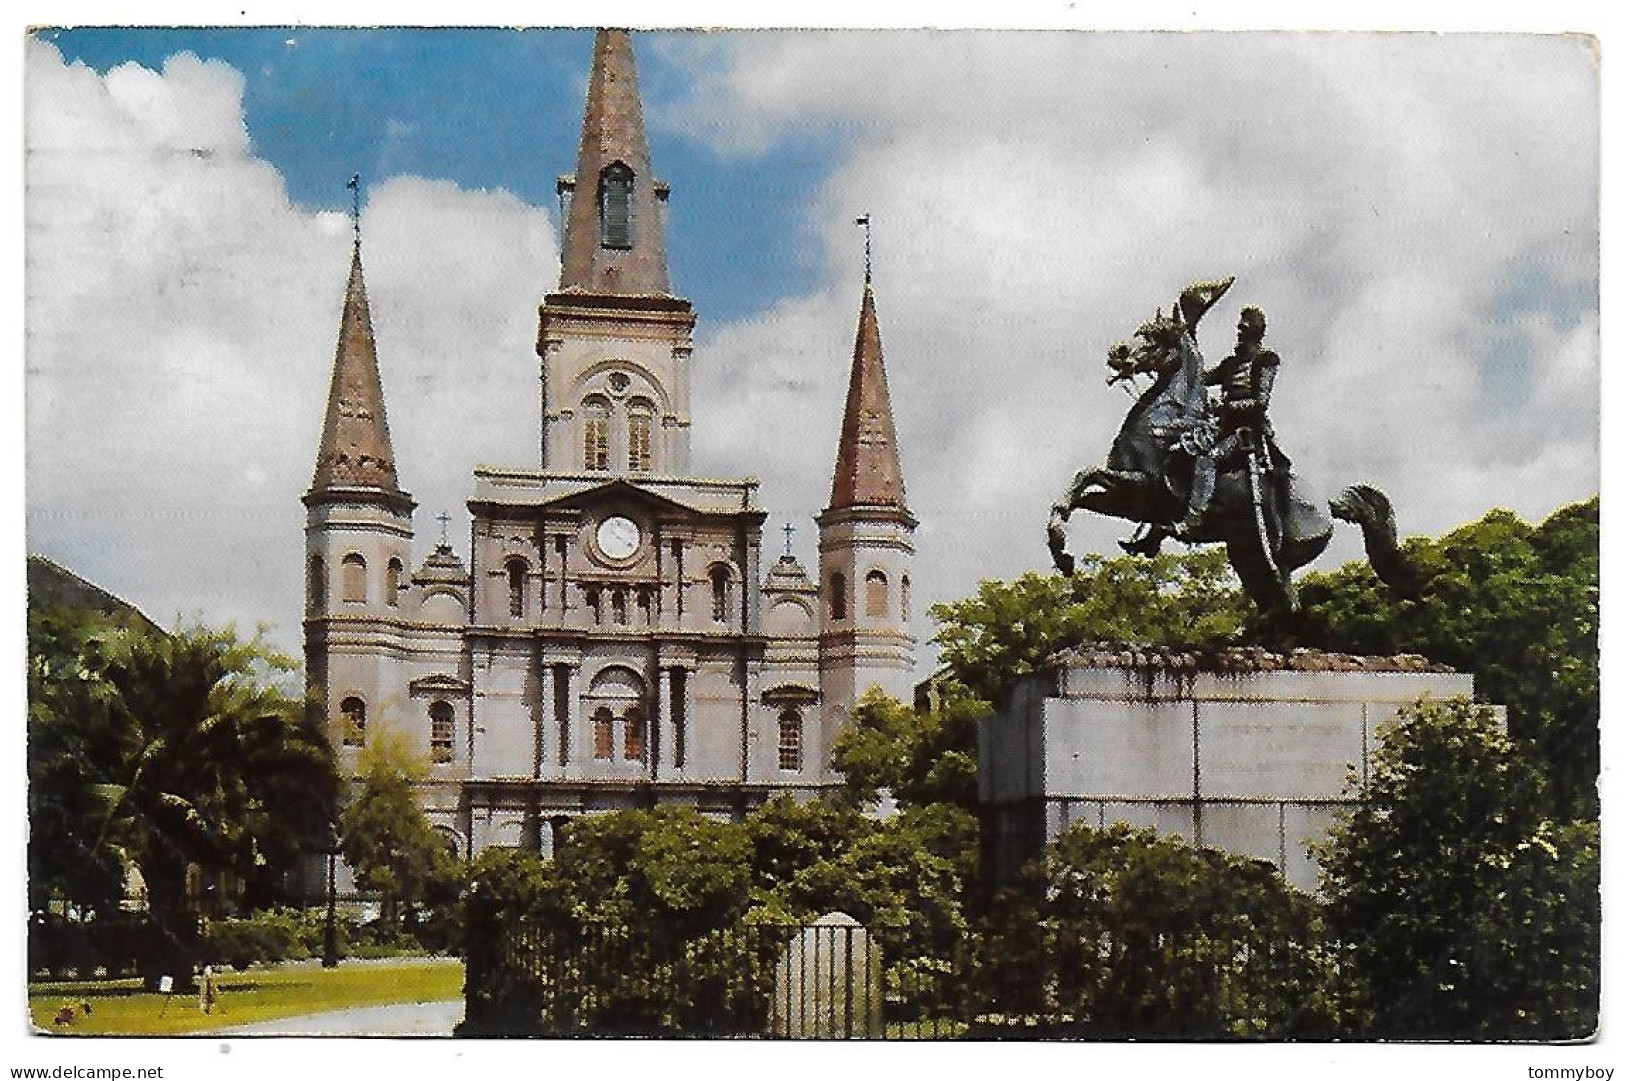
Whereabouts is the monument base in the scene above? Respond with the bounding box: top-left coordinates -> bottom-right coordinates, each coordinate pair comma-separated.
979,645 -> 1477,892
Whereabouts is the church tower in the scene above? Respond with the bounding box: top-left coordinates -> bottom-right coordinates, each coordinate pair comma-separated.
817,266 -> 917,722
537,29 -> 694,476
303,226 -> 416,757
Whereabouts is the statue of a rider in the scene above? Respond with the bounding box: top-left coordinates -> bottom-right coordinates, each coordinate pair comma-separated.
1175,305 -> 1290,538
1051,276 -> 1417,614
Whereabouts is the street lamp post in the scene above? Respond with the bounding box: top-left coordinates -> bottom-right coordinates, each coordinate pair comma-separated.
322,831 -> 339,968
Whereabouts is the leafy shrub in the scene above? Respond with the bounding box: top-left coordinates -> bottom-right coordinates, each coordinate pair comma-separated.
201,909 -> 310,969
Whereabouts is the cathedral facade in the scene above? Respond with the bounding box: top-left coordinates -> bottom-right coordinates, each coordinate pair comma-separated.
302,30 -> 916,858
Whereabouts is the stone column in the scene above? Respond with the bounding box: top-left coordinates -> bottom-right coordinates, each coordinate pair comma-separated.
568,666 -> 588,772
537,817 -> 555,858
659,665 -> 678,778
537,663 -> 555,778
742,656 -> 761,783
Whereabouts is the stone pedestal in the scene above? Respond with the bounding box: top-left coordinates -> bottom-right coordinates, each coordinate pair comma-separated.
979,646 -> 1477,892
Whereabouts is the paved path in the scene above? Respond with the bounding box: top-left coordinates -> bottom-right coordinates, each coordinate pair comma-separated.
218,998 -> 463,1037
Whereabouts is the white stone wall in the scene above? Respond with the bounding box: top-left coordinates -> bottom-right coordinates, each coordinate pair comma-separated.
982,660 -> 1478,891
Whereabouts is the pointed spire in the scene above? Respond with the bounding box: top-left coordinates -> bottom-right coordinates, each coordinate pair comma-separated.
827,277 -> 910,515
557,29 -> 672,297
309,226 -> 406,501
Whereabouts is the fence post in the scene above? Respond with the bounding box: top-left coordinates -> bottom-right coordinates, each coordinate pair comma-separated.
773,912 -> 881,1039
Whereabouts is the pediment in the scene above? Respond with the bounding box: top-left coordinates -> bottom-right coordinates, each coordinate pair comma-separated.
762,682 -> 820,705
542,479 -> 701,517
409,673 -> 471,694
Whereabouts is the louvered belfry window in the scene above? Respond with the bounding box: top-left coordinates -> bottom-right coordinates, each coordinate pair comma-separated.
600,164 -> 633,250
583,396 -> 611,471
628,405 -> 653,472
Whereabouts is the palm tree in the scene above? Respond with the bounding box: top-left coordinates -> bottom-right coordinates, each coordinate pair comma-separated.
46,619 -> 338,984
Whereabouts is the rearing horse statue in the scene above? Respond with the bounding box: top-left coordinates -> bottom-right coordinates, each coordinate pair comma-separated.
1046,278 -> 1419,614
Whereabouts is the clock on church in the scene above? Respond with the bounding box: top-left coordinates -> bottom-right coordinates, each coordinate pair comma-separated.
595,515 -> 641,561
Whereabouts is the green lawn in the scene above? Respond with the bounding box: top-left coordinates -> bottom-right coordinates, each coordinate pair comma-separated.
30,958 -> 465,1036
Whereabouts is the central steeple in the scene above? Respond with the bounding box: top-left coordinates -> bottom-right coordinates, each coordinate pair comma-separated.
537,29 -> 695,473
556,29 -> 672,298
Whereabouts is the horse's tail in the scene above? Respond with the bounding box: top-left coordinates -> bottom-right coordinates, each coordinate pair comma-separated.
1329,484 -> 1424,600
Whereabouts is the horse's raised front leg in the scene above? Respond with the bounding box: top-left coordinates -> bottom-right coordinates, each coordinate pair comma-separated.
1047,469 -> 1099,576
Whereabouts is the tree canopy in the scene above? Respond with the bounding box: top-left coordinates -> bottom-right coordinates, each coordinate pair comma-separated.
1287,497 -> 1598,819
340,729 -> 463,937
929,548 -> 1247,703
27,609 -> 338,976
1315,697 -> 1598,1039
979,822 -> 1340,1037
830,687 -> 982,811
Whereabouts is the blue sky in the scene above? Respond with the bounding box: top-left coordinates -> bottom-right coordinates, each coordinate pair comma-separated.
40,26 -> 831,325
23,27 -> 1601,664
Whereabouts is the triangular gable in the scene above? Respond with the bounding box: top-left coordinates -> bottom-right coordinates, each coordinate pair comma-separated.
531,478 -> 706,517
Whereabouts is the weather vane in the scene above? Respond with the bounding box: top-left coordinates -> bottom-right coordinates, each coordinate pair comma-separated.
347,173 -> 361,245
855,214 -> 872,282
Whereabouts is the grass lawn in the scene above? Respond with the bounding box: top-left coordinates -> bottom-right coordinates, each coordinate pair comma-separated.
29,958 -> 465,1036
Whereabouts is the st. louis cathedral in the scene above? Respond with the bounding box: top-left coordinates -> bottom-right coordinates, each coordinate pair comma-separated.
302,29 -> 916,857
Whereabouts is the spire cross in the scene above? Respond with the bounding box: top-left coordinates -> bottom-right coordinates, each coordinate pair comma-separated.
855,214 -> 872,283
436,511 -> 451,548
347,174 -> 361,245
782,521 -> 796,557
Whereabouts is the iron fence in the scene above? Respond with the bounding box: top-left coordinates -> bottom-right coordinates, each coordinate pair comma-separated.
464,918 -> 1342,1039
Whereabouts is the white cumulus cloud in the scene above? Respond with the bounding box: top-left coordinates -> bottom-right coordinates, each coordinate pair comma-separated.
25,39 -> 556,650
669,31 -> 1599,630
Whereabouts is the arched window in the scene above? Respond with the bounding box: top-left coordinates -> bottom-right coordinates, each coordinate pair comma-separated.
340,697 -> 366,747
582,396 -> 611,471
341,553 -> 367,604
386,557 -> 404,607
599,162 -> 634,250
308,555 -> 326,612
865,569 -> 889,618
611,587 -> 628,626
592,707 -> 615,760
778,709 -> 803,772
710,564 -> 732,623
623,706 -> 646,762
901,574 -> 911,620
429,701 -> 455,764
585,585 -> 603,624
506,557 -> 528,619
627,401 -> 654,473
829,573 -> 847,622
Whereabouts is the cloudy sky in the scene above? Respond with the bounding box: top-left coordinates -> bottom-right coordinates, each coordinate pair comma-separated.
24,26 -> 1599,666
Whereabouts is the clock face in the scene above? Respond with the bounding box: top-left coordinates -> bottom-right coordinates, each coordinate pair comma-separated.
595,515 -> 641,561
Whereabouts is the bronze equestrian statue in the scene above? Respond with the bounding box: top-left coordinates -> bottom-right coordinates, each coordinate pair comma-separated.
1046,277 -> 1419,614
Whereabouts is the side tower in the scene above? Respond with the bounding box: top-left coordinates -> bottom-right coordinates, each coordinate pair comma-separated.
538,28 -> 694,475
304,231 -> 416,763
817,269 -> 917,735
